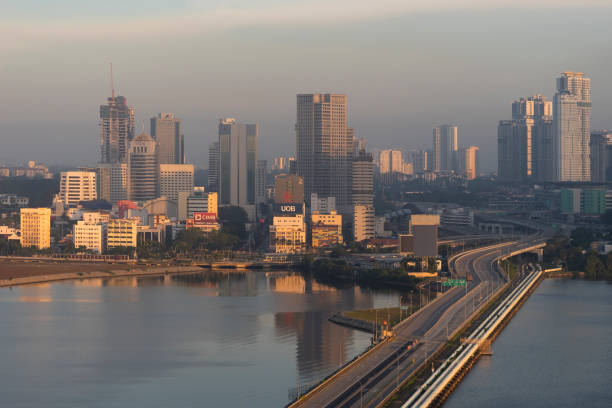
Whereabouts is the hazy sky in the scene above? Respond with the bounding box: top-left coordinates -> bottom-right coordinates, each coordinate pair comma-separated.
1,1 -> 611,171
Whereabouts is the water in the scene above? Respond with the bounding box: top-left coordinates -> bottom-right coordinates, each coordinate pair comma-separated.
0,270 -> 405,407
445,278 -> 612,408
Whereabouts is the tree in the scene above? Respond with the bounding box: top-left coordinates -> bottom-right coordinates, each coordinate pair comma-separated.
427,258 -> 438,273
219,206 -> 249,240
585,252 -> 605,280
602,210 -> 612,225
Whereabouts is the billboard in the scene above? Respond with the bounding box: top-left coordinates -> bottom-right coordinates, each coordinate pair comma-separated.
192,212 -> 217,224
273,203 -> 303,216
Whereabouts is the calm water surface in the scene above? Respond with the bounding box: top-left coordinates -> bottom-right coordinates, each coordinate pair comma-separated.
445,278 -> 612,408
0,270 -> 405,407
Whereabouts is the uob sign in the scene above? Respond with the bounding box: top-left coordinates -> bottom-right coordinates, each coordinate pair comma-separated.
274,203 -> 302,216
280,205 -> 296,212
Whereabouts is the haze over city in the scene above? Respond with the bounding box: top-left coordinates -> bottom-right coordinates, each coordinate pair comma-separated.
1,0 -> 612,171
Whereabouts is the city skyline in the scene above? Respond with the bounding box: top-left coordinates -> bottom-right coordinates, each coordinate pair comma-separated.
1,2 -> 612,171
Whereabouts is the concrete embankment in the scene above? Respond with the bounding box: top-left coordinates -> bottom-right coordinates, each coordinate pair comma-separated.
329,313 -> 377,333
0,265 -> 204,288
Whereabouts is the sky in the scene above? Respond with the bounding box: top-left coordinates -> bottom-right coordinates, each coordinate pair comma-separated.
0,0 -> 611,172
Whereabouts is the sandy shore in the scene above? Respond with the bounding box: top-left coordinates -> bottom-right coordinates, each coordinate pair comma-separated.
0,259 -> 203,287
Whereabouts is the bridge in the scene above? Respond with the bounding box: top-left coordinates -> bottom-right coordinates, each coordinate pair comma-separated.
288,234 -> 547,408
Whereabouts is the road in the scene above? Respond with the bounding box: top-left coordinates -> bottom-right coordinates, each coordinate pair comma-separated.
291,236 -> 546,408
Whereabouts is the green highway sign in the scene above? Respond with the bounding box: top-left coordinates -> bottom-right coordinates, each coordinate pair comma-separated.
442,279 -> 466,287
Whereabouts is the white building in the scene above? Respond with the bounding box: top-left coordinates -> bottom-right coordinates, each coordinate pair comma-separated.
554,72 -> 591,182
353,205 -> 375,242
59,171 -> 97,206
270,214 -> 306,253
159,164 -> 194,201
97,162 -> 128,203
82,211 -> 111,224
311,193 -> 336,213
73,221 -> 106,254
178,189 -> 218,221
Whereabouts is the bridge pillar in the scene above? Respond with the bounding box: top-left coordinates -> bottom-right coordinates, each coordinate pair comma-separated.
537,248 -> 543,263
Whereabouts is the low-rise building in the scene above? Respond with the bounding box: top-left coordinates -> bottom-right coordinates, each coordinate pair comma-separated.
178,188 -> 218,221
270,203 -> 306,253
0,194 -> 29,207
311,211 -> 343,248
73,221 -> 106,254
106,218 -> 139,249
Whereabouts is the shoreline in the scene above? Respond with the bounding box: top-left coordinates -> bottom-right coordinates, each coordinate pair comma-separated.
0,259 -> 205,287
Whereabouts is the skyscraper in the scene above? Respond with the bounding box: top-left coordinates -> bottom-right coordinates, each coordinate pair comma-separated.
590,130 -> 612,183
59,171 -> 97,206
256,160 -> 267,204
218,118 -> 257,207
274,174 -> 304,204
150,113 -> 184,164
296,94 -> 352,212
458,146 -> 479,180
208,141 -> 220,192
553,72 -> 591,182
127,132 -> 159,202
498,95 -> 552,182
352,150 -> 374,208
159,164 -> 194,201
411,150 -> 428,174
432,125 -> 458,173
99,95 -> 135,164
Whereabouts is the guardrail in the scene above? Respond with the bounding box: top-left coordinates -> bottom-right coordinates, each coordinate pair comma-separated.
401,269 -> 542,408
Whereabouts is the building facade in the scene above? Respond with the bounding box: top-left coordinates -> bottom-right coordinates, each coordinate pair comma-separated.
159,164 -> 194,201
106,218 -> 139,249
311,211 -> 343,248
590,130 -> 612,183
353,204 -> 374,242
274,174 -> 304,204
150,113 -> 184,165
208,141 -> 220,192
97,162 -> 127,203
127,132 -> 159,202
553,72 -> 591,182
20,208 -> 51,249
218,118 -> 257,206
59,171 -> 97,206
73,221 -> 106,254
352,150 -> 374,208
432,125 -> 458,173
269,203 -> 306,253
458,146 -> 479,180
296,94 -> 352,213
256,160 -> 267,204
99,95 -> 135,164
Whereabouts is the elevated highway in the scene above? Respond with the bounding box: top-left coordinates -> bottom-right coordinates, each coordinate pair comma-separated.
289,234 -> 547,408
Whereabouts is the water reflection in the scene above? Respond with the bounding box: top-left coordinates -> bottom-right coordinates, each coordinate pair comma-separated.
1,270 -> 406,407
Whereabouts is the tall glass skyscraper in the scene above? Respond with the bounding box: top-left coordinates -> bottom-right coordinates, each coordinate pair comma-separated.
553,72 -> 591,182
432,125 -> 458,173
99,95 -> 135,164
218,118 -> 257,206
150,113 -> 184,164
296,94 -> 352,213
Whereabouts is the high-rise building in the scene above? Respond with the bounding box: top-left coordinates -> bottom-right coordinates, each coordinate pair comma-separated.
412,150 -> 428,174
106,218 -> 139,249
553,72 -> 591,182
97,162 -> 127,203
378,150 -> 403,174
311,193 -> 336,213
311,211 -> 343,248
532,117 -> 554,182
20,208 -> 51,249
59,171 -> 97,206
296,94 -> 352,212
208,141 -> 220,192
432,125 -> 458,173
458,146 -> 479,180
99,95 -> 135,164
159,164 -> 194,201
256,160 -> 267,204
218,118 -> 257,206
352,150 -> 374,208
127,132 -> 159,202
590,130 -> 612,183
150,113 -> 184,164
274,174 -> 304,204
498,95 -> 552,182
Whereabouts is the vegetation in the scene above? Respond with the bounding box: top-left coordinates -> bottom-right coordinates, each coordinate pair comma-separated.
543,231 -> 612,280
218,206 -> 249,240
0,177 -> 59,207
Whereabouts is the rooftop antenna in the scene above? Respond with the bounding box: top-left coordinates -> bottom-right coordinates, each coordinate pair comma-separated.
110,63 -> 115,99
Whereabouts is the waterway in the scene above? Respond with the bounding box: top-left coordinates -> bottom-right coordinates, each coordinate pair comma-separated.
0,270 -> 406,407
445,278 -> 612,408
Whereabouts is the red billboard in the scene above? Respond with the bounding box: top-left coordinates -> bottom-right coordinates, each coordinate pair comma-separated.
193,212 -> 217,224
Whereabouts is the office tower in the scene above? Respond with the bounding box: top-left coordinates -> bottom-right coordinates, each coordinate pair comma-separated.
178,189 -> 218,221
498,95 -> 552,182
532,117 -> 554,182
432,125 -> 458,173
20,208 -> 51,249
353,137 -> 366,156
97,162 -> 127,203
352,150 -> 374,208
208,141 -> 220,192
99,95 -> 135,163
59,171 -> 97,206
409,214 -> 439,257
288,158 -> 298,175
274,174 -> 304,203
590,130 -> 612,183
553,72 -> 591,182
150,113 -> 184,164
73,221 -> 106,254
353,205 -> 374,242
296,94 -> 352,212
378,150 -> 403,174
159,164 -> 194,201
218,118 -> 257,206
412,150 -> 428,174
458,146 -> 479,180
127,132 -> 159,202
256,160 -> 267,204
311,193 -> 336,213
